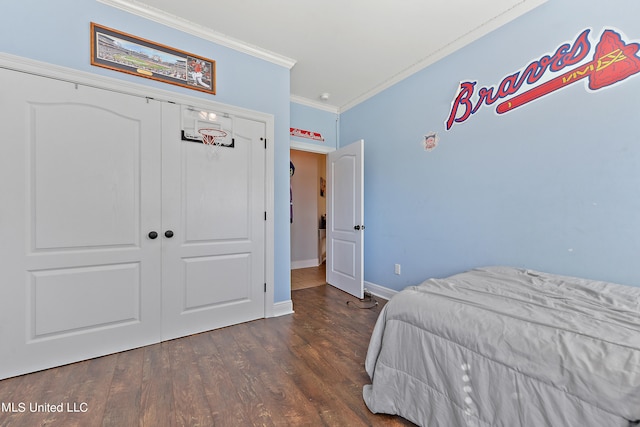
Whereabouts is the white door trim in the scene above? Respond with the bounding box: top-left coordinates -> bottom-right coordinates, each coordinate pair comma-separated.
0,52 -> 276,318
290,139 -> 336,154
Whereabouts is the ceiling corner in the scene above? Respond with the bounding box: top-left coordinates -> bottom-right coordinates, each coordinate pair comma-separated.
96,0 -> 297,69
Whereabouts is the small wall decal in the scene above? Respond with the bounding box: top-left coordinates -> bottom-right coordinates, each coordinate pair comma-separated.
423,133 -> 439,151
445,28 -> 640,130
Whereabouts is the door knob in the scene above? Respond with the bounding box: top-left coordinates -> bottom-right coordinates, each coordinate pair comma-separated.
354,225 -> 361,230
148,231 -> 158,239
165,230 -> 174,238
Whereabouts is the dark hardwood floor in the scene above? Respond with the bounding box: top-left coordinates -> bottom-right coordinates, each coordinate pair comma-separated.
0,285 -> 416,427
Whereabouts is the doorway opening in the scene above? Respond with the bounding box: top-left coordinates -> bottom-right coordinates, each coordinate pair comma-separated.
290,148 -> 327,291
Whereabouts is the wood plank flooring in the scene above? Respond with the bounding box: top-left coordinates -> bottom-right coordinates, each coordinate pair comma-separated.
291,264 -> 327,290
0,285 -> 416,427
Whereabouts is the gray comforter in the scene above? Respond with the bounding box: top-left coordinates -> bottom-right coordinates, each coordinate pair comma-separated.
363,266 -> 640,427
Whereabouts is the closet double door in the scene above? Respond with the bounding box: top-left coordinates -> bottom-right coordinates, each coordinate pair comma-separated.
0,69 -> 266,379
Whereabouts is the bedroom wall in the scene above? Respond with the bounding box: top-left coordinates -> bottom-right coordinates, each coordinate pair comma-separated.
0,0 -> 293,303
340,0 -> 640,290
290,101 -> 339,150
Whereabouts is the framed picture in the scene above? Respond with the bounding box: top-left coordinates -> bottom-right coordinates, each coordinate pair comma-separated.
90,22 -> 216,95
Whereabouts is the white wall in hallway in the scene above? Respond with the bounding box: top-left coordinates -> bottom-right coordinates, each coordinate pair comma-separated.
290,150 -> 326,268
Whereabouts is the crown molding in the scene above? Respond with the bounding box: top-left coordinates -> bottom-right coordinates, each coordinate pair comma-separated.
340,0 -> 548,112
97,0 -> 296,69
290,95 -> 340,114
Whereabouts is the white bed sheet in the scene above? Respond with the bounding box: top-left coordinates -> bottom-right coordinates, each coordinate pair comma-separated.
363,266 -> 640,427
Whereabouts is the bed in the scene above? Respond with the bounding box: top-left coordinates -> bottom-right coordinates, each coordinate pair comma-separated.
363,266 -> 640,427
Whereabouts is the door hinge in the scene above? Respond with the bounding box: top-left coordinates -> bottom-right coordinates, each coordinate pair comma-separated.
264,211 -> 267,221
264,283 -> 267,292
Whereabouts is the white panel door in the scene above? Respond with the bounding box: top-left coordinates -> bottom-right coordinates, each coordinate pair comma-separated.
161,104 -> 266,340
0,69 -> 162,379
326,140 -> 364,298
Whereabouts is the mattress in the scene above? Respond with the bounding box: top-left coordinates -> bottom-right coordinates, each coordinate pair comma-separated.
363,266 -> 640,427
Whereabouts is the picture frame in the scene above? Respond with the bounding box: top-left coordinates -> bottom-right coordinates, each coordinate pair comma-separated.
90,22 -> 216,95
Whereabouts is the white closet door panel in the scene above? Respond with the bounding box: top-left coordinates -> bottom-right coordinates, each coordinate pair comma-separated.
0,69 -> 162,380
30,263 -> 140,337
32,103 -> 139,249
183,253 -> 250,309
183,136 -> 251,242
161,104 -> 266,341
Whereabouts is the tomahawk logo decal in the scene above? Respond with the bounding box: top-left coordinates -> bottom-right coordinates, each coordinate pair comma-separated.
445,28 -> 640,130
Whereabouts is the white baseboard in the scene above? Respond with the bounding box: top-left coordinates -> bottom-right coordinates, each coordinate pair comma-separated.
270,300 -> 294,317
364,281 -> 399,301
291,259 -> 320,269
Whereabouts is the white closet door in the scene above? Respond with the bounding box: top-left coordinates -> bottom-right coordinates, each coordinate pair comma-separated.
0,69 -> 162,379
160,104 -> 266,340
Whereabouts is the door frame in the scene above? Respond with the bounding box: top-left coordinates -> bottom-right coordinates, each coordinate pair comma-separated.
289,140 -> 335,287
290,140 -> 336,155
0,53 -> 276,318
289,139 -> 365,299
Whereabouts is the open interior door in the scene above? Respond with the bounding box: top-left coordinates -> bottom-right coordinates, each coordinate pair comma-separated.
326,140 -> 364,298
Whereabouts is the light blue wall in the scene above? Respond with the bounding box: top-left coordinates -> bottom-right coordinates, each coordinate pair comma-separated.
0,0 -> 292,303
290,102 -> 339,150
340,0 -> 640,289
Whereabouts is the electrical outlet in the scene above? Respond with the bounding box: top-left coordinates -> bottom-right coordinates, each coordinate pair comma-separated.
394,264 -> 401,275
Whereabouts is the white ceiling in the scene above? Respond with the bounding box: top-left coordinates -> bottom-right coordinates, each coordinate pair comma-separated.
103,0 -> 548,112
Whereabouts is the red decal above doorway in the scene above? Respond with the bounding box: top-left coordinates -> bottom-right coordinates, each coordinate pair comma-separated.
290,127 -> 325,142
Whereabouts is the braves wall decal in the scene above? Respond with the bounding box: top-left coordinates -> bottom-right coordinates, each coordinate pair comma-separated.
445,28 -> 640,130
